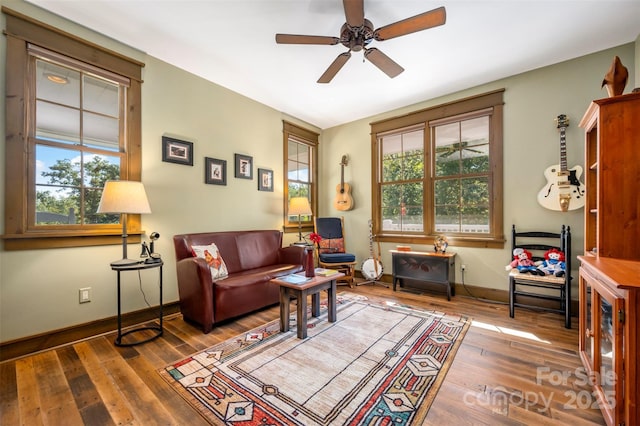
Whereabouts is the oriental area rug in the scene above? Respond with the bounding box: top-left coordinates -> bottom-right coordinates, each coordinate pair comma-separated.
159,293 -> 470,425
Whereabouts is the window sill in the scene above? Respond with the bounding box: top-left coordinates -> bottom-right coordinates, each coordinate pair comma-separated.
1,231 -> 142,250
378,234 -> 505,249
284,224 -> 314,233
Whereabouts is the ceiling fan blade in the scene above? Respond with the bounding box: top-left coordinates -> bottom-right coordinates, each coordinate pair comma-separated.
343,0 -> 364,28
374,6 -> 446,41
318,52 -> 352,83
364,48 -> 404,78
275,34 -> 340,45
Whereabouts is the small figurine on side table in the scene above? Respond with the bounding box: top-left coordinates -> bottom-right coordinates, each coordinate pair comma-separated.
434,235 -> 448,253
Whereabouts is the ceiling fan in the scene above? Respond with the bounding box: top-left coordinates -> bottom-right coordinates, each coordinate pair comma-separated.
275,0 -> 446,83
436,141 -> 484,158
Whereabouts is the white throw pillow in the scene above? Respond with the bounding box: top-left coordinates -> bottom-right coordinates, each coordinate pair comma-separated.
191,243 -> 229,280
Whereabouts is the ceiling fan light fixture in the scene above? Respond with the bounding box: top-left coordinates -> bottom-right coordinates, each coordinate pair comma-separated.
340,19 -> 374,52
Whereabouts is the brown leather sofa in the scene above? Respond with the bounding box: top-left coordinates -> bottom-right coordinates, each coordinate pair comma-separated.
173,230 -> 305,333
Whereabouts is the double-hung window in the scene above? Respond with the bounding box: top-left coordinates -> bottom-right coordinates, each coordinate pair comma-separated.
431,112 -> 491,234
33,48 -> 126,227
283,122 -> 318,236
372,90 -> 504,248
3,10 -> 144,250
379,126 -> 425,233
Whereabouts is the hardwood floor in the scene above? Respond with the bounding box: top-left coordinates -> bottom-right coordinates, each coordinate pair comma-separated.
0,283 -> 605,425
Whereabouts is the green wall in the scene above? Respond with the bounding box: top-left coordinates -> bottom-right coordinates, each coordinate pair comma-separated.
0,0 -> 637,342
321,44 -> 636,297
0,0 -> 317,342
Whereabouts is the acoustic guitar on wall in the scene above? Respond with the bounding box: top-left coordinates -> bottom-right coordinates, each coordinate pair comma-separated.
537,114 -> 585,212
334,155 -> 354,211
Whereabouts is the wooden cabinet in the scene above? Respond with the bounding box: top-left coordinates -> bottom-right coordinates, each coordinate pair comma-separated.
578,93 -> 640,425
578,256 -> 640,426
390,250 -> 456,300
578,92 -> 640,260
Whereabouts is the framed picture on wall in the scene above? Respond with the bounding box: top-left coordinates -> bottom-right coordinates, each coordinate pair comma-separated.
258,168 -> 273,191
205,157 -> 226,185
234,154 -> 253,179
162,136 -> 193,166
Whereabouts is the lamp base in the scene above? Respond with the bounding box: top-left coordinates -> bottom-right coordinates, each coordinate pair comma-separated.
110,258 -> 142,267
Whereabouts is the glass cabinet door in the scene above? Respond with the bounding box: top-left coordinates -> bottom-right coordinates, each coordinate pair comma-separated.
591,282 -> 624,425
586,284 -> 593,362
579,273 -> 593,369
598,297 -> 614,400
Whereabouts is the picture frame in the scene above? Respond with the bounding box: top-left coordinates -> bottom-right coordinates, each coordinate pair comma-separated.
258,168 -> 274,192
205,157 -> 227,185
234,154 -> 253,179
162,136 -> 193,166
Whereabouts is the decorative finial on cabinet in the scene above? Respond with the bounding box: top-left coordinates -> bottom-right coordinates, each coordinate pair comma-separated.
601,56 -> 628,97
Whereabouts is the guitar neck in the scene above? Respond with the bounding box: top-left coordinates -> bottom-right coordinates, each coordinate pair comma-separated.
559,126 -> 568,172
368,220 -> 374,258
556,114 -> 569,174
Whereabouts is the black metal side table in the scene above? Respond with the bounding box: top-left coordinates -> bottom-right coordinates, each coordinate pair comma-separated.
111,260 -> 163,346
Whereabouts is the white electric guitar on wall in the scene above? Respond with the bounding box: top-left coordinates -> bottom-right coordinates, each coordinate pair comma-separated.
537,114 -> 586,212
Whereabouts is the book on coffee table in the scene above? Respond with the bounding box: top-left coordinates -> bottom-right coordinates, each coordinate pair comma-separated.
314,268 -> 340,276
279,274 -> 311,284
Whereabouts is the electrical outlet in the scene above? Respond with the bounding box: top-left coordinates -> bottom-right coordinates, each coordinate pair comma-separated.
79,287 -> 91,304
461,264 -> 466,272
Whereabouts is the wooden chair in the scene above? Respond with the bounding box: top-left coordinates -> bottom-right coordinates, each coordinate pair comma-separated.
314,217 -> 357,287
508,224 -> 572,328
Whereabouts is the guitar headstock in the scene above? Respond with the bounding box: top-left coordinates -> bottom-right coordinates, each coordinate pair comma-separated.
556,114 -> 570,129
340,155 -> 349,166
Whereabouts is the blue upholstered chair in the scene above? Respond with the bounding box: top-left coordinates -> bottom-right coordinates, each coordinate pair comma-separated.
314,217 -> 357,287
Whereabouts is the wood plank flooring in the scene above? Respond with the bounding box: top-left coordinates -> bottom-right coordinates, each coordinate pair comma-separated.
0,283 -> 605,425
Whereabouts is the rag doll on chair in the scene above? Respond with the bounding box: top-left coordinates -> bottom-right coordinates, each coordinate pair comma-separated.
537,248 -> 566,277
506,248 -> 544,275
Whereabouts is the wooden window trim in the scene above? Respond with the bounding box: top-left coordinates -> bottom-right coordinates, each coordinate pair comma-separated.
371,90 -> 505,249
283,121 -> 318,235
2,8 -> 144,250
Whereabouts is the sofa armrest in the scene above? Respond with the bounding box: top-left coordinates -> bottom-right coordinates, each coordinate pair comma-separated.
176,257 -> 215,333
278,245 -> 306,266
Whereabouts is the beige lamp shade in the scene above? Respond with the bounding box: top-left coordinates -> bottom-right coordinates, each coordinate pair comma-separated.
97,180 -> 151,214
289,197 -> 311,243
97,180 -> 151,266
289,197 -> 312,216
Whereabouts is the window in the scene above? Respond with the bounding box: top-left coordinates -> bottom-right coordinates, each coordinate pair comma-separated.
432,113 -> 491,234
283,122 -> 318,235
33,48 -> 126,227
380,127 -> 425,233
372,90 -> 504,248
3,10 -> 144,250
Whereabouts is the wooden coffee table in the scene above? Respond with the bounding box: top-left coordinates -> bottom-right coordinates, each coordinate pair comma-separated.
271,272 -> 344,339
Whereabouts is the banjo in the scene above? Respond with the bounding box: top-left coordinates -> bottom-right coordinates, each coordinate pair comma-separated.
361,219 -> 383,281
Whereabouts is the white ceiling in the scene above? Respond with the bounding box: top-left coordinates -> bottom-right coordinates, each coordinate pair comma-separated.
26,0 -> 640,129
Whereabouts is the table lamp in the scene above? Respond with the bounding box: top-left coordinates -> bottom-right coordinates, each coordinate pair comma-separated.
97,180 -> 151,266
289,197 -> 312,243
